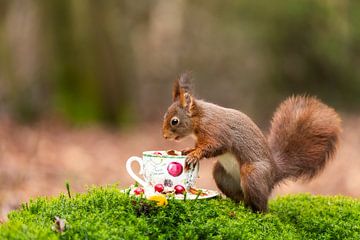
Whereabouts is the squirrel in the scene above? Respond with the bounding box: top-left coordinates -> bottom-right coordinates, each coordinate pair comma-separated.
162,72 -> 341,213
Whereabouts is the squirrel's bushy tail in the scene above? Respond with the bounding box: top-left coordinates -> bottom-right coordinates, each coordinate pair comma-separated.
268,95 -> 341,183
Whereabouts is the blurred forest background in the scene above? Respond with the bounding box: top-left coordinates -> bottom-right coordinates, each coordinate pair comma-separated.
1,0 -> 360,220
1,0 -> 360,124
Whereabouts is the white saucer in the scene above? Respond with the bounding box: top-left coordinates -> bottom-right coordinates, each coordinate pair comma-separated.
122,186 -> 219,200
173,188 -> 219,200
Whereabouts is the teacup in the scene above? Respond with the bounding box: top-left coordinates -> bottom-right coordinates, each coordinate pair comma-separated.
126,150 -> 199,190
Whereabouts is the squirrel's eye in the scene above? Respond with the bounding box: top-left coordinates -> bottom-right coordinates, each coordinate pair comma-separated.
170,117 -> 179,126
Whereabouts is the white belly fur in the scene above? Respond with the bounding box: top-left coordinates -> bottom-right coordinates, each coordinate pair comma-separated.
218,153 -> 240,181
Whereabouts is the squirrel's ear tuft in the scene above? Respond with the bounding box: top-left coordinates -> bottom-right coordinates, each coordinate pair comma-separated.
172,71 -> 193,102
180,92 -> 196,115
179,71 -> 192,93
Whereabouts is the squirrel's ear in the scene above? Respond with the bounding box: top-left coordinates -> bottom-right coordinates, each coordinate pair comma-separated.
180,92 -> 196,115
172,79 -> 181,102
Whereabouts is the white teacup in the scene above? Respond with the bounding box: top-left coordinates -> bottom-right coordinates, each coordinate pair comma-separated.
126,150 -> 199,190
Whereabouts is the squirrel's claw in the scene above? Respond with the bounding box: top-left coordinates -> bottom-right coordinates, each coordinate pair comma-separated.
181,148 -> 195,156
185,155 -> 199,170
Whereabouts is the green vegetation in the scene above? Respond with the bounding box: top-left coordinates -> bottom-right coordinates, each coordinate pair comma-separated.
0,186 -> 359,239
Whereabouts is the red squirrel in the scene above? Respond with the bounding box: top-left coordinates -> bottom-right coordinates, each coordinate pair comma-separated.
162,72 -> 341,212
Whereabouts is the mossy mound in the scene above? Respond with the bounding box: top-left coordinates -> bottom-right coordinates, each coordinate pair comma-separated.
0,186 -> 359,239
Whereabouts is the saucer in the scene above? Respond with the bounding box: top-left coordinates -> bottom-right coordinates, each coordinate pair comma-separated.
173,188 -> 219,200
122,185 -> 219,200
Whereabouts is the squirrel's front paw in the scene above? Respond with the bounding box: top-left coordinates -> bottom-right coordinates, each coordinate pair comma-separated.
185,154 -> 199,170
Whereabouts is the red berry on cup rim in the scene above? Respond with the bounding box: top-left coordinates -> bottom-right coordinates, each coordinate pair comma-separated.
174,185 -> 186,194
134,187 -> 144,195
154,151 -> 162,155
154,184 -> 164,193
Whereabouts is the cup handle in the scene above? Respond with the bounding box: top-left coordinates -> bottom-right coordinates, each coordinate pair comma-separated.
126,156 -> 148,187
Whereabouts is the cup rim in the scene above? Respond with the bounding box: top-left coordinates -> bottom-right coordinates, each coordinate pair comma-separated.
142,150 -> 186,159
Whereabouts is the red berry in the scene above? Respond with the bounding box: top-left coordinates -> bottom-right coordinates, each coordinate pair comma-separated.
154,184 -> 164,193
167,162 -> 183,177
154,151 -> 162,155
133,187 -> 144,195
174,185 -> 185,194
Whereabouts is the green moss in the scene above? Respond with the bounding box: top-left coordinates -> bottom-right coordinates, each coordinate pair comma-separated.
0,186 -> 359,240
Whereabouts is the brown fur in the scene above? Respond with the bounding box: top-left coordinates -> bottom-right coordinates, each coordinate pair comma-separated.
268,95 -> 341,183
240,163 -> 255,176
162,73 -> 341,213
213,162 -> 244,202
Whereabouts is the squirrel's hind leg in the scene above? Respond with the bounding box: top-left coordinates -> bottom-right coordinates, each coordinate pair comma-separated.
240,163 -> 271,213
213,161 -> 244,202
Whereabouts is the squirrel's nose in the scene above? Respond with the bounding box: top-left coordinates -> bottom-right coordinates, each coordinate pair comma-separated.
163,134 -> 169,139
